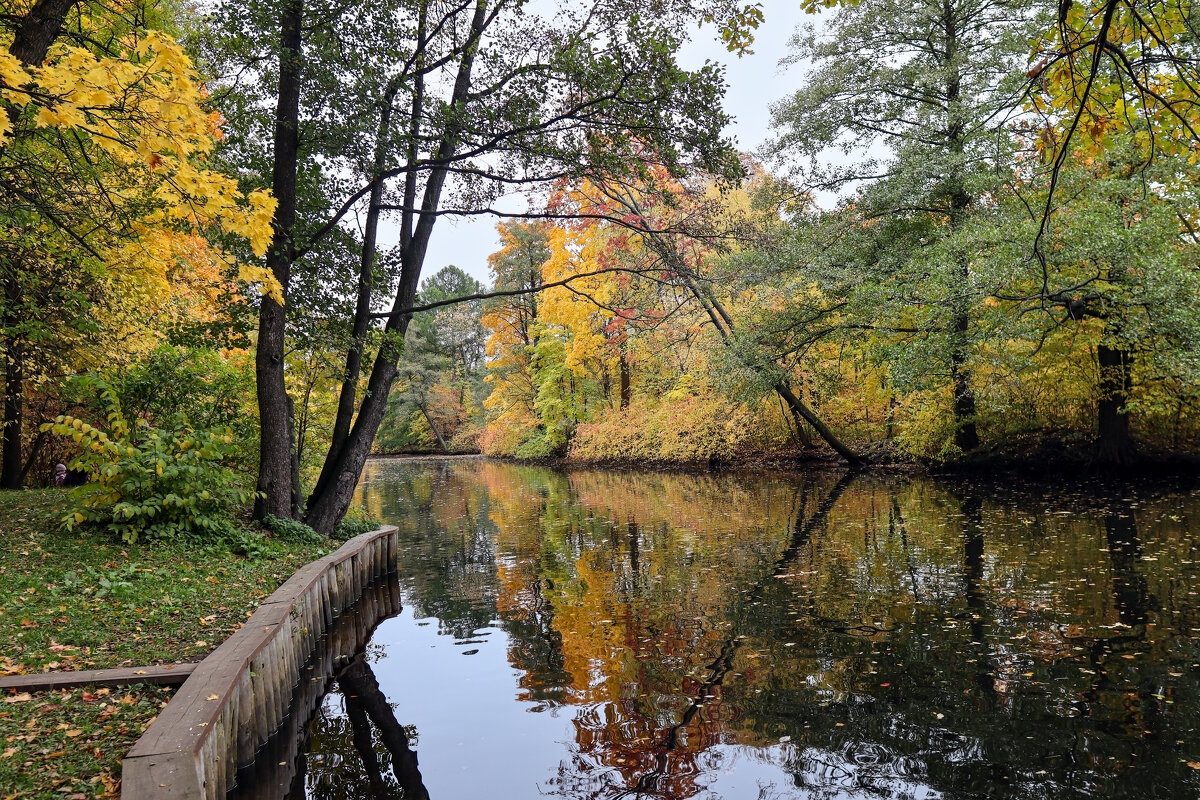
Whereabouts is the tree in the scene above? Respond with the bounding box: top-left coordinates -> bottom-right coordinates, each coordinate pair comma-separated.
767,0 -> 1039,453
549,175 -> 865,463
1028,0 -> 1200,237
0,0 -> 276,488
382,266 -> 487,453
213,0 -> 757,531
984,144 -> 1200,463
480,222 -> 552,454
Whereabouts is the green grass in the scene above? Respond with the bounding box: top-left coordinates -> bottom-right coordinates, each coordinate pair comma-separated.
0,489 -> 329,798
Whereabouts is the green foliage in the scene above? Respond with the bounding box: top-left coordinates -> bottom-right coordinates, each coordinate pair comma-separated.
114,345 -> 256,432
81,563 -> 141,600
43,377 -> 255,543
332,507 -> 383,542
261,514 -> 325,544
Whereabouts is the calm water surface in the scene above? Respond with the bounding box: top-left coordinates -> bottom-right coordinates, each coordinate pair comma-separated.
297,458 -> 1200,799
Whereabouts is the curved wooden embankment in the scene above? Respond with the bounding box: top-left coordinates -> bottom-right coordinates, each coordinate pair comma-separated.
121,525 -> 400,800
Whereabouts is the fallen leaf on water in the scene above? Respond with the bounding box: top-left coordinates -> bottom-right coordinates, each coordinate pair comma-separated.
1187,761 -> 1200,770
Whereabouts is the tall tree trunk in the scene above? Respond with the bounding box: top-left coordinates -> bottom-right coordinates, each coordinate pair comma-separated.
287,394 -> 302,516
942,1 -> 979,453
949,308 -> 979,452
1,340 -> 23,489
2,0 -> 79,148
254,0 -> 304,520
302,0 -> 489,535
9,0 -> 76,65
1,270 -> 23,489
1096,341 -> 1135,464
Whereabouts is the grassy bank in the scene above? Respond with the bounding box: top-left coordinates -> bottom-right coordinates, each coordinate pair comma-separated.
0,490 -> 324,799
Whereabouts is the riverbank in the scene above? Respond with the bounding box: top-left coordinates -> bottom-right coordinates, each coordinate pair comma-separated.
485,436 -> 1200,479
0,490 -> 325,799
376,430 -> 1200,477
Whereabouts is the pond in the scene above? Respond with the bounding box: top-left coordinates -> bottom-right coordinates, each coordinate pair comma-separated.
292,457 -> 1200,799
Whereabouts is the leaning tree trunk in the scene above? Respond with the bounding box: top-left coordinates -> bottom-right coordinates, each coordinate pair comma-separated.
253,0 -> 304,520
310,80 -> 401,506
420,404 -> 448,452
1095,341 -> 1135,465
663,247 -> 864,466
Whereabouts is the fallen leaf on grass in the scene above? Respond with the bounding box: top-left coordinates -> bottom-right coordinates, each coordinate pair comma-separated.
64,730 -> 83,738
3,693 -> 31,704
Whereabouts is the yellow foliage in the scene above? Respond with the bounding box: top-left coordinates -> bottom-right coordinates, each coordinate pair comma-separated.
0,22 -> 278,299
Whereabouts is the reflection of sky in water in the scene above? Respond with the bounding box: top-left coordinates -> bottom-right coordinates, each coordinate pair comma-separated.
295,458 -> 1200,800
368,605 -> 577,796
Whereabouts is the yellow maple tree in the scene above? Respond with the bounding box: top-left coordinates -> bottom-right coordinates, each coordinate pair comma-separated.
0,14 -> 278,298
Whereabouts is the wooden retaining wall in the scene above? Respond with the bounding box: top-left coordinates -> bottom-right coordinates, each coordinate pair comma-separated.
122,525 -> 400,800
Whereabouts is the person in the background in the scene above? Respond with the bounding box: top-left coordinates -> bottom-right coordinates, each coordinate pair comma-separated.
53,463 -> 68,487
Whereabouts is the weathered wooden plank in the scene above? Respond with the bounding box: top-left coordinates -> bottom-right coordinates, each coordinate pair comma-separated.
121,752 -> 204,800
0,662 -> 196,692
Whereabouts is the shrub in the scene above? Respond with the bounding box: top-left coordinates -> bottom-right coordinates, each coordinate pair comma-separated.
43,379 -> 255,543
446,423 -> 482,453
569,394 -> 773,463
332,507 -> 382,542
261,514 -> 324,544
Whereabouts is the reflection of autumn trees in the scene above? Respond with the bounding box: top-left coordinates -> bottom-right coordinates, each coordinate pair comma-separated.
355,460 -> 1200,799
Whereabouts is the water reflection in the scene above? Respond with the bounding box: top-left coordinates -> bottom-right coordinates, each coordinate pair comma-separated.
298,459 -> 1200,799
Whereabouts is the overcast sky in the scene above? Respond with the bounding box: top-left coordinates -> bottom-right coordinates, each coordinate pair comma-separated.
412,1 -> 815,286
